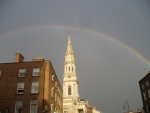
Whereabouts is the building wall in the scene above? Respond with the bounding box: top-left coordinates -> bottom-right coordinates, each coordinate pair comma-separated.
87,106 -> 92,113
0,61 -> 45,113
0,57 -> 63,113
139,72 -> 150,113
49,61 -> 63,113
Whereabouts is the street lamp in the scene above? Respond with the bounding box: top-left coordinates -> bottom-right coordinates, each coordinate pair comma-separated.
123,100 -> 129,112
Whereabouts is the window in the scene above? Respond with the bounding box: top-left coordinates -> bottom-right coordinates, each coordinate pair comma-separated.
32,68 -> 40,76
68,86 -> 71,95
55,82 -> 57,87
78,109 -> 84,113
57,96 -> 59,106
15,101 -> 23,113
146,105 -> 149,112
58,87 -> 60,94
51,87 -> 54,97
72,67 -> 73,72
148,89 -> 150,99
4,108 -> 9,113
17,82 -> 24,94
143,92 -> 147,100
52,75 -> 54,81
18,69 -> 26,77
146,81 -> 149,86
31,81 -> 39,93
51,104 -> 53,113
55,93 -> 57,102
69,67 -> 70,71
30,100 -> 38,113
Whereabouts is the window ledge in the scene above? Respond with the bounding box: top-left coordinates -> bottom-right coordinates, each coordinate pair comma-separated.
30,93 -> 39,95
18,76 -> 26,78
16,92 -> 24,94
32,75 -> 40,77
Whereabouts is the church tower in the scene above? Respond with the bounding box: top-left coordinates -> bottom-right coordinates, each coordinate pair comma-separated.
63,34 -> 79,113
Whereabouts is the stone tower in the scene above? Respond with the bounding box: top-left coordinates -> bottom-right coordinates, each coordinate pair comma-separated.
63,34 -> 78,113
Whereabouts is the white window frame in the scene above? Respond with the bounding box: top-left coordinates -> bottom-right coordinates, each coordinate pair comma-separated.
15,101 -> 23,113
32,68 -> 40,76
55,107 -> 56,112
146,81 -> 149,86
143,92 -> 147,100
16,82 -> 24,94
31,81 -> 39,93
51,104 -> 53,113
30,100 -> 38,113
18,69 -> 26,77
52,75 -> 54,81
51,87 -> 54,97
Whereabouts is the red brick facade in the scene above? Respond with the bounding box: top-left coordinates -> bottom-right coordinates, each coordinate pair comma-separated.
0,53 -> 63,113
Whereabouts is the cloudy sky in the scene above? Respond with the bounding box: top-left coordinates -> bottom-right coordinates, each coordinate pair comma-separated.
0,1 -> 150,113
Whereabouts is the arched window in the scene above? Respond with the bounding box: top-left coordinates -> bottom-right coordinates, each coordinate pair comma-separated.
68,86 -> 71,95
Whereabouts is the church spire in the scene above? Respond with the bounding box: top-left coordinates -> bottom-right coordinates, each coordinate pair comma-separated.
63,34 -> 78,105
66,34 -> 74,55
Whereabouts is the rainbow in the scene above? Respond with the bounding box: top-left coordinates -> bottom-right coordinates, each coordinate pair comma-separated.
1,25 -> 150,66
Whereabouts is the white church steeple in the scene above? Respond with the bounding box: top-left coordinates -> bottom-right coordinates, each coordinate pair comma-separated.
64,34 -> 76,76
63,34 -> 79,113
63,34 -> 100,113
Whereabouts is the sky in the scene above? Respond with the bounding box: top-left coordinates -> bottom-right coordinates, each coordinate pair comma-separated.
0,0 -> 150,113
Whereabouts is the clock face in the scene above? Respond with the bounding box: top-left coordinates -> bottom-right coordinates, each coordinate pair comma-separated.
68,75 -> 71,78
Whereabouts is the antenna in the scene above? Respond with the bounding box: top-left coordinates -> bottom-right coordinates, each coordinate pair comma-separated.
123,100 -> 129,112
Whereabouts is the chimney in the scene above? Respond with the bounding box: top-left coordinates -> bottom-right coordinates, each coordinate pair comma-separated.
33,57 -> 44,61
15,52 -> 24,62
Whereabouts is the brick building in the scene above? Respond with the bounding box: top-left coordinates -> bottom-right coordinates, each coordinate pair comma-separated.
0,52 -> 63,113
139,71 -> 150,113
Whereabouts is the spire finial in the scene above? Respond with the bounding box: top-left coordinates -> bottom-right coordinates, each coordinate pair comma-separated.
68,33 -> 71,42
